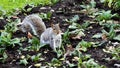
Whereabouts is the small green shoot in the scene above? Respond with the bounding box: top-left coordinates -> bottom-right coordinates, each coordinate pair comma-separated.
0,49 -> 8,63
51,58 -> 62,67
31,53 -> 41,62
20,59 -> 28,66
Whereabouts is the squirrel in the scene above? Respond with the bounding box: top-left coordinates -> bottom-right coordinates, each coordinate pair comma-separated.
17,14 -> 46,37
17,14 -> 62,50
40,23 -> 62,51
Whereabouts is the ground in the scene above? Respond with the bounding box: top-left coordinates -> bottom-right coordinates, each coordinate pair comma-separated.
0,0 -> 120,68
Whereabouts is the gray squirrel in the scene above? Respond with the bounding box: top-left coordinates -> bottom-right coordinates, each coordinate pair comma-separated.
17,14 -> 62,50
40,23 -> 62,51
17,14 -> 46,37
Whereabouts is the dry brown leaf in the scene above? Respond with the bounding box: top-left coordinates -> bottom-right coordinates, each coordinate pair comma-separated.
67,45 -> 74,51
71,35 -> 82,40
11,16 -> 19,18
64,45 -> 74,59
27,32 -> 33,39
102,34 -> 108,41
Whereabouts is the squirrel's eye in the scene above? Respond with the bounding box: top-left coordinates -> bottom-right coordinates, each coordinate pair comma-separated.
53,27 -> 56,30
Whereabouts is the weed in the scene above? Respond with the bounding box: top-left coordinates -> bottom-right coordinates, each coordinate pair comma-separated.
39,12 -> 52,20
94,10 -> 118,21
0,19 -> 21,63
0,48 -> 8,63
76,40 -> 93,52
27,36 -> 41,51
103,46 -> 120,60
20,59 -> 28,66
31,53 -> 42,62
48,58 -> 62,67
80,0 -> 97,15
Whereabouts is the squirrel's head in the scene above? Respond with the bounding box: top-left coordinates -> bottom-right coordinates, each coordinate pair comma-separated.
17,23 -> 27,32
51,23 -> 62,34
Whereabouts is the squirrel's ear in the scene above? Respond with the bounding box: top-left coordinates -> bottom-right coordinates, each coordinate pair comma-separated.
57,23 -> 60,26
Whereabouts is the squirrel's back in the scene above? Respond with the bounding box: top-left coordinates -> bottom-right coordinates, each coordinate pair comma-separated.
18,14 -> 46,37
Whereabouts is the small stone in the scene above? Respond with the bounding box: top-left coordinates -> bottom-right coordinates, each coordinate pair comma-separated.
21,55 -> 25,59
34,63 -> 41,67
40,7 -> 47,10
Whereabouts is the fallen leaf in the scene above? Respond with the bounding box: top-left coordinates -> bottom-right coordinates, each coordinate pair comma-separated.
92,33 -> 102,38
67,45 -> 74,51
28,32 -> 33,39
64,45 -> 74,59
71,35 -> 81,40
20,55 -> 25,59
11,16 -> 19,18
102,33 -> 108,41
73,56 -> 79,61
34,63 -> 41,67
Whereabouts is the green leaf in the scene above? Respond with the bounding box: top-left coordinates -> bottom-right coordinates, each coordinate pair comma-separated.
92,33 -> 102,38
20,59 -> 28,66
108,26 -> 116,40
0,52 -> 8,63
56,49 -> 63,58
51,58 -> 61,67
31,54 -> 41,62
69,23 -> 80,29
114,34 -> 120,41
70,15 -> 79,23
77,40 -> 93,52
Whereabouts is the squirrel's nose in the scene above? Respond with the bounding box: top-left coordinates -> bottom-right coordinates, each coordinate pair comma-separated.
17,23 -> 22,27
17,24 -> 21,27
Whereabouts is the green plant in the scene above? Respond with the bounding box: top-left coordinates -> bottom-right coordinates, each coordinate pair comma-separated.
0,0 -> 57,16
0,19 -> 21,47
27,36 -> 41,51
0,32 -> 21,47
31,53 -> 42,62
94,10 -> 118,21
0,19 -> 21,63
92,26 -> 116,41
51,0 -> 59,5
4,19 -> 20,33
0,48 -> 8,63
62,29 -> 70,44
81,59 -> 106,68
92,23 -> 120,41
102,26 -> 116,40
39,12 -> 52,20
20,59 -> 28,66
46,58 -> 62,67
69,15 -> 79,24
80,0 -> 97,15
65,15 -> 90,41
101,0 -> 120,10
76,40 -> 93,52
103,46 -> 120,60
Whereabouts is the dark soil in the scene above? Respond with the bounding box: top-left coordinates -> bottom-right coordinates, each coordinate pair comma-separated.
0,0 -> 120,68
